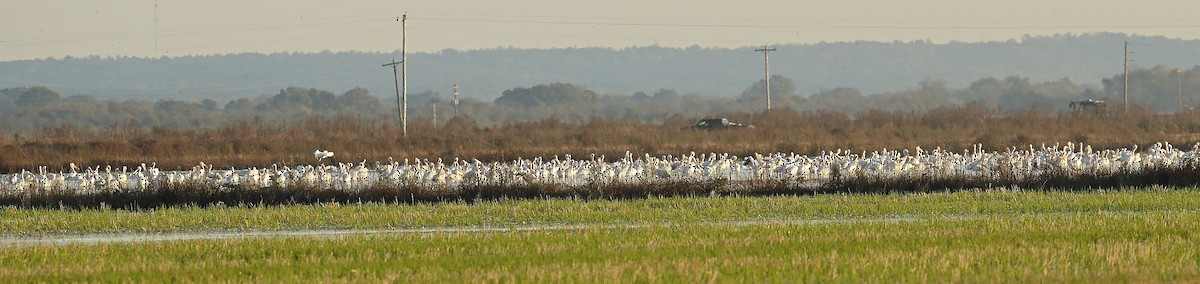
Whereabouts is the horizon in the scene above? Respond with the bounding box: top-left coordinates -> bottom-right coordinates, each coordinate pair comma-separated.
1,32 -> 1182,62
4,32 -> 1200,104
5,0 -> 1200,62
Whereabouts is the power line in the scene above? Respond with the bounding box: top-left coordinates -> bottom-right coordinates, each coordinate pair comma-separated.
2,13 -> 397,48
13,10 -> 1200,49
411,10 -> 1200,28
417,16 -> 1200,30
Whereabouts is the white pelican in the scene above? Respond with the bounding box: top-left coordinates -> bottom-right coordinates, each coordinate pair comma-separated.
314,149 -> 335,161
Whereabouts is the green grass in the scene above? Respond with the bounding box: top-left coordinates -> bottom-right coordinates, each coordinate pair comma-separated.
2,187 -> 1198,234
1,211 -> 1196,282
1,188 -> 1198,282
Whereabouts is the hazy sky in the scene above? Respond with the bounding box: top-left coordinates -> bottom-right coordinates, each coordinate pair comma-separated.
4,0 -> 1199,61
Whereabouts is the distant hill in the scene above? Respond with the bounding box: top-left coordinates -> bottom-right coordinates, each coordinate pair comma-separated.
2,33 -> 1198,102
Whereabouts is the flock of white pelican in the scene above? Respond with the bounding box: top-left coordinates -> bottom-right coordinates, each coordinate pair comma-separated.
2,142 -> 1197,195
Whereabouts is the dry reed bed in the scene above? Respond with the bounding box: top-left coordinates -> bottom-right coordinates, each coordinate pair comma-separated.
1,105 -> 1199,173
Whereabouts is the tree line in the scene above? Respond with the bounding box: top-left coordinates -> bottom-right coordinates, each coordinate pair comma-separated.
4,33 -> 1199,103
0,66 -> 1197,133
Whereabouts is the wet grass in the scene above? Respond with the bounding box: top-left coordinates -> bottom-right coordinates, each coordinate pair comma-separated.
2,187 -> 1197,235
1,209 -> 1196,282
2,188 -> 1198,282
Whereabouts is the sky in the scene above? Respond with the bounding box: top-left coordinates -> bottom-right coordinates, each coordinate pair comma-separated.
3,0 -> 1199,62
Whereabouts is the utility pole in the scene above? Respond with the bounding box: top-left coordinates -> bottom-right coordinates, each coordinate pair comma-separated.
401,14 -> 408,136
1123,41 -> 1129,113
154,0 -> 158,57
381,14 -> 409,137
452,84 -> 460,117
383,57 -> 404,135
431,98 -> 438,127
1179,68 -> 1185,112
754,45 -> 777,111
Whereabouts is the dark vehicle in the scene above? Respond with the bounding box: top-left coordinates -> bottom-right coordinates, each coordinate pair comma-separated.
1069,99 -> 1108,115
684,118 -> 752,130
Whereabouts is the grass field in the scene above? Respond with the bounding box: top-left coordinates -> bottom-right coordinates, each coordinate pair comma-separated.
1,188 -> 1198,282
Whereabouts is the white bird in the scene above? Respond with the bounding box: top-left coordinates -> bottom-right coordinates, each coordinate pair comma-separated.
314,149 -> 335,161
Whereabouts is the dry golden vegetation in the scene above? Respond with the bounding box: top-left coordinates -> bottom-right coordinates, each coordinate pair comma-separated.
2,103 -> 1198,173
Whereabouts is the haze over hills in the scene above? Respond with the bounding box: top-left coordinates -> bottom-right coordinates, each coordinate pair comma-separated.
2,33 -> 1198,103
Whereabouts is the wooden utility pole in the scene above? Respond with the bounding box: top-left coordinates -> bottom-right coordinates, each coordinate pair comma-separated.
154,0 -> 158,57
1123,41 -> 1129,113
452,84 -> 460,117
755,45 -> 776,111
382,14 -> 409,137
383,57 -> 404,135
1179,68 -> 1185,112
401,14 -> 408,136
